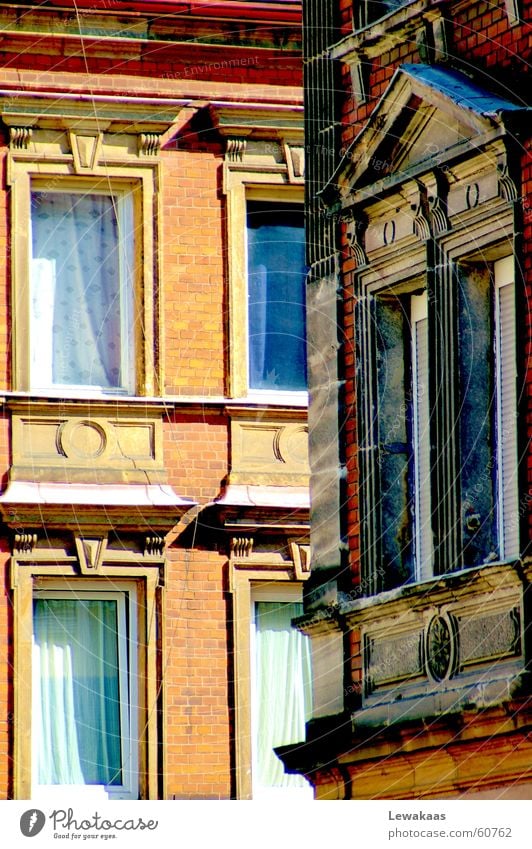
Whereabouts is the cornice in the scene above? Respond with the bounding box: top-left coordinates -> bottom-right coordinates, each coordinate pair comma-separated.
330,0 -> 446,61
0,2 -> 302,49
19,0 -> 302,25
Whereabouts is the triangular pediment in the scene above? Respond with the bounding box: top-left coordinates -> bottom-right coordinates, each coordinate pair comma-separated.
327,64 -> 524,204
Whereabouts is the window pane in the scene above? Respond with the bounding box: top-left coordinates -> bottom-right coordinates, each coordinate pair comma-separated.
458,264 -> 498,567
375,296 -> 414,588
247,202 -> 306,391
33,598 -> 122,786
254,601 -> 312,791
30,192 -> 135,391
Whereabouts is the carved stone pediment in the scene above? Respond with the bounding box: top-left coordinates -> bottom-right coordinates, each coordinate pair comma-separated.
326,64 -> 526,207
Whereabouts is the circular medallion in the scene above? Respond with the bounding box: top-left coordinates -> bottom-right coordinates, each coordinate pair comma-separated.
58,419 -> 107,460
426,615 -> 453,682
278,425 -> 309,466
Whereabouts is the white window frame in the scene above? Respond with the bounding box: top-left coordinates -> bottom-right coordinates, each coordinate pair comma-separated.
494,255 -> 519,560
31,580 -> 139,801
411,291 -> 433,581
244,197 -> 307,404
29,185 -> 137,396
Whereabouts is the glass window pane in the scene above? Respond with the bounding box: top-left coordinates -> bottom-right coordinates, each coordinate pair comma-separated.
375,296 -> 414,588
254,601 -> 312,791
30,192 -> 134,391
247,202 -> 306,391
33,598 -> 122,786
457,264 -> 498,566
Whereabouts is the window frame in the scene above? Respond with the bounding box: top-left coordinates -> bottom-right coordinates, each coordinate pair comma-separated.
31,581 -> 139,801
29,182 -> 139,396
229,539 -> 310,799
9,158 -> 158,398
245,197 -> 307,397
357,247 -> 519,595
224,171 -> 306,404
250,582 -> 313,799
11,553 -> 161,801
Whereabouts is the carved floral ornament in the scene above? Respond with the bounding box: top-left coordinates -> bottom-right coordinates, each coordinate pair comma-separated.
425,614 -> 455,682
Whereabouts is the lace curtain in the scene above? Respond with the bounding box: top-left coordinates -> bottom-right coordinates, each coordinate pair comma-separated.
30,191 -> 134,391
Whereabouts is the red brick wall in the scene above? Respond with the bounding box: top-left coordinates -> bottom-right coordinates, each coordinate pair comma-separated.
164,548 -> 231,799
452,0 -> 531,69
0,4 -> 302,800
161,144 -> 226,397
164,412 -> 229,504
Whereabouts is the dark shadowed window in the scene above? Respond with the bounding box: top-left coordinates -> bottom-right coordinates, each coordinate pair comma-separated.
247,202 -> 307,392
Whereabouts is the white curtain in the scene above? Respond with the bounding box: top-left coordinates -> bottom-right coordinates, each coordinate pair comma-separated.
33,599 -> 122,786
254,601 -> 312,790
30,192 -> 134,390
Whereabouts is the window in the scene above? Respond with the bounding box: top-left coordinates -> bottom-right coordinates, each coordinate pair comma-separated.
363,255 -> 518,593
354,0 -> 412,30
6,112 -> 164,397
32,583 -> 138,800
30,188 -> 136,393
250,585 -> 312,797
246,202 -> 307,393
221,130 -> 305,400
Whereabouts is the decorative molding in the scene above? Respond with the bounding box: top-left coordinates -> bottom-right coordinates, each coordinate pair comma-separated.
69,131 -> 102,172
74,534 -> 108,574
425,614 -> 455,682
456,607 -> 521,668
209,103 -> 303,140
466,182 -> 481,210
383,218 -> 397,246
10,407 -> 166,484
345,210 -> 368,266
230,536 -> 254,558
289,541 -> 311,579
366,629 -> 424,694
498,163 -> 518,202
413,205 -> 431,240
284,141 -> 305,182
9,126 -> 32,150
229,415 -> 309,487
422,171 -> 449,235
406,173 -> 449,239
138,133 -> 161,157
13,533 -> 37,554
226,137 -> 247,161
144,535 -> 165,557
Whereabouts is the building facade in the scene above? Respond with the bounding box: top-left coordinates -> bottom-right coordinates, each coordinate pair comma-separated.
282,0 -> 532,799
0,0 -> 311,800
